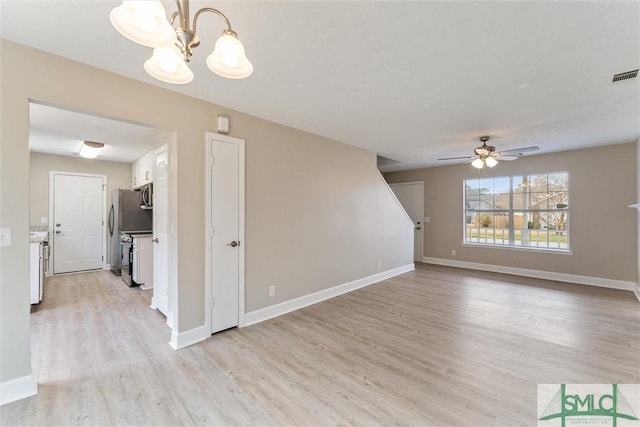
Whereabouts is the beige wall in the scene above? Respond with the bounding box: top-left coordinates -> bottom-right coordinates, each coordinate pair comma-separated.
0,39 -> 412,386
385,143 -> 638,282
29,152 -> 132,266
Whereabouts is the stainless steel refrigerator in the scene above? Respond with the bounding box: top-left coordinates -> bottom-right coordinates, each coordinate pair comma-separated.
109,189 -> 152,275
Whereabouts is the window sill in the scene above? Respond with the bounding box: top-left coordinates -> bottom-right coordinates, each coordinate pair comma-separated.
461,242 -> 573,255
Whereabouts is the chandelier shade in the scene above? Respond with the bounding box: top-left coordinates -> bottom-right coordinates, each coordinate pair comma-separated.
471,156 -> 498,169
485,156 -> 498,168
471,158 -> 484,169
144,46 -> 194,84
110,0 -> 253,84
206,32 -> 253,79
110,1 -> 177,48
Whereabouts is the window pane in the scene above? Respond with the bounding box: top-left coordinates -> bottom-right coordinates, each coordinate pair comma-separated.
529,191 -> 550,209
548,173 -> 568,191
494,193 -> 510,210
512,176 -> 524,193
512,211 -> 569,249
529,174 -> 548,191
464,172 -> 568,251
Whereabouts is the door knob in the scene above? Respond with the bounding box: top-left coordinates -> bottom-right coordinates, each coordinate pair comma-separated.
55,230 -> 61,234
152,238 -> 159,243
56,223 -> 61,227
226,240 -> 239,247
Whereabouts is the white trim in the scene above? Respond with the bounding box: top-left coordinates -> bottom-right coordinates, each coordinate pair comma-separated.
49,171 -> 108,274
378,171 -> 414,227
166,311 -> 175,330
244,264 -> 415,327
169,324 -> 209,350
633,283 -> 640,302
422,256 -> 637,293
204,132 -> 246,333
0,375 -> 37,406
461,242 -> 574,255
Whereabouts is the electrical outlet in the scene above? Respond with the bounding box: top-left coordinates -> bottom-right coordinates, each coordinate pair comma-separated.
377,260 -> 382,269
41,217 -> 48,224
268,285 -> 275,297
451,249 -> 456,256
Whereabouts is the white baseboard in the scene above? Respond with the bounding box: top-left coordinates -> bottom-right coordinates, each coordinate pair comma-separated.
169,324 -> 208,350
422,257 -> 638,295
166,311 -> 175,330
0,375 -> 37,406
244,263 -> 415,327
633,283 -> 640,302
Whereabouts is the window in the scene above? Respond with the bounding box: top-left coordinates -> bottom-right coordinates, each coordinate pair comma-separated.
464,172 -> 569,250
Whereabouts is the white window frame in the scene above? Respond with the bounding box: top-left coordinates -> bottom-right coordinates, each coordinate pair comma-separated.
463,172 -> 571,253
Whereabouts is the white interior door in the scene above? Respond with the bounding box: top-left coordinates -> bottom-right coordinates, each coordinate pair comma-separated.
53,173 -> 104,273
390,182 -> 424,262
152,146 -> 169,319
207,133 -> 244,334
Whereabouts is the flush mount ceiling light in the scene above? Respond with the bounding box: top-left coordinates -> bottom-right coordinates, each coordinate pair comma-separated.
79,141 -> 105,158
110,0 -> 253,84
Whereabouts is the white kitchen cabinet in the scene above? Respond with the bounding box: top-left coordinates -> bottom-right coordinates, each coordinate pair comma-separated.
132,151 -> 154,187
132,234 -> 154,290
29,242 -> 44,304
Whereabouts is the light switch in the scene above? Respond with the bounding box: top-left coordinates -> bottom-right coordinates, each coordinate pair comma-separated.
424,217 -> 430,223
41,217 -> 48,224
0,227 -> 11,246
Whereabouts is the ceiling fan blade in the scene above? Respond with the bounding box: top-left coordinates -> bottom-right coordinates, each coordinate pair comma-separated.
496,155 -> 518,161
497,146 -> 540,155
438,155 -> 476,161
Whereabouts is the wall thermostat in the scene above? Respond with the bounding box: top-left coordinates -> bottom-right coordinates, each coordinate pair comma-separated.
217,114 -> 230,134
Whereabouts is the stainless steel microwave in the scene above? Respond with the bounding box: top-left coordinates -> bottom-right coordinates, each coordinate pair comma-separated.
139,183 -> 153,209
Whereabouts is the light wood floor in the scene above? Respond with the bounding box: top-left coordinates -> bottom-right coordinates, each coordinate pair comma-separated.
2,264 -> 638,426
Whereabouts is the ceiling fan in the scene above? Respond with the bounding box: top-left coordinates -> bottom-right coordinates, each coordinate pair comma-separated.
438,136 -> 539,169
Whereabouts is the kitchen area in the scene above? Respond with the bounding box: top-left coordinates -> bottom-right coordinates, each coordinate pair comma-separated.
110,181 -> 154,290
29,148 -> 161,307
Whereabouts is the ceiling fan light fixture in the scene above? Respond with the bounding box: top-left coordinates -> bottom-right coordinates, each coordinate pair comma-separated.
110,0 -> 253,84
471,158 -> 484,169
485,156 -> 498,168
110,1 -> 176,48
144,46 -> 194,84
475,147 -> 489,156
79,141 -> 105,158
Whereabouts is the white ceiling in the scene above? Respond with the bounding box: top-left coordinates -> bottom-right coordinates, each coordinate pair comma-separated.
2,1 -> 639,171
30,103 -> 173,163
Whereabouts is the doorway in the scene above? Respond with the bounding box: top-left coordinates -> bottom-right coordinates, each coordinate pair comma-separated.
205,132 -> 245,334
390,181 -> 424,262
49,172 -> 106,274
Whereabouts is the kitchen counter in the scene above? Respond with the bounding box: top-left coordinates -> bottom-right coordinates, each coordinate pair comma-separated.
130,232 -> 153,238
29,231 -> 48,243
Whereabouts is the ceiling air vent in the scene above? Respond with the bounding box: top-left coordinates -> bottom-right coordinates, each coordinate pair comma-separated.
612,69 -> 638,83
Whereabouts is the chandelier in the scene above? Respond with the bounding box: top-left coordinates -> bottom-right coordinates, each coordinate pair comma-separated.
110,0 -> 253,84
